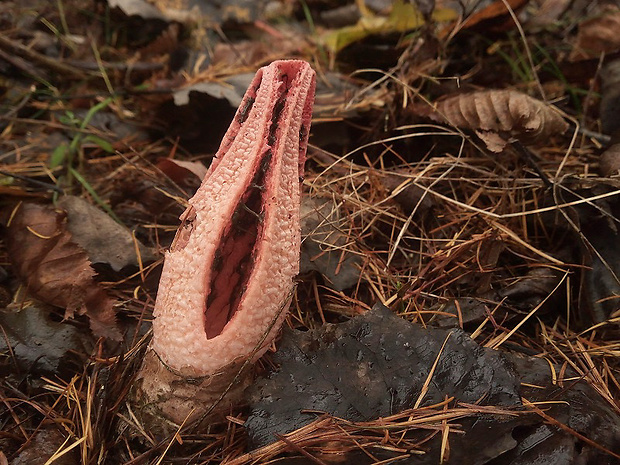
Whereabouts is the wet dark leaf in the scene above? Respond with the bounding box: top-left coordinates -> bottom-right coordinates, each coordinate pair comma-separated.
579,208 -> 620,323
542,186 -> 620,323
493,355 -> 620,464
246,304 -> 521,448
499,266 -> 564,309
0,304 -> 88,375
600,143 -> 620,176
246,306 -> 620,463
600,59 -> 620,136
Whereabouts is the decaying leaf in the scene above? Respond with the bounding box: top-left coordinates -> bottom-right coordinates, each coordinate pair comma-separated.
537,186 -> 620,324
600,143 -> 620,176
246,305 -> 620,462
320,0 -> 456,53
600,59 -> 620,136
6,202 -> 121,340
521,0 -> 572,30
569,5 -> 620,61
504,355 -> 620,465
430,90 -> 569,152
246,304 -> 521,448
58,195 -> 156,272
300,197 -> 362,290
156,157 -> 208,189
0,304 -> 88,375
459,0 -> 529,31
11,426 -> 79,465
499,266 -> 564,309
380,172 -> 434,217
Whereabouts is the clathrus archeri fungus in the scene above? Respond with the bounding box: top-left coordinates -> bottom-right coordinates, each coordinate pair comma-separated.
136,60 -> 316,426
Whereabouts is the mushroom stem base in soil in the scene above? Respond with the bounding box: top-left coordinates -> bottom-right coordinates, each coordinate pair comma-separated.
134,60 -> 316,429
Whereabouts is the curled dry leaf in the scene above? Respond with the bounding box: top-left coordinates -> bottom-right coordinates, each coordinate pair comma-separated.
6,203 -> 121,340
431,90 -> 568,152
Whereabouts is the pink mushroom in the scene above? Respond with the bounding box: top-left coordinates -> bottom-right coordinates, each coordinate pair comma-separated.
136,60 -> 316,426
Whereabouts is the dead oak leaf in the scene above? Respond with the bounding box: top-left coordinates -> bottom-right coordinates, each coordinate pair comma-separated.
6,202 -> 121,340
429,89 -> 568,152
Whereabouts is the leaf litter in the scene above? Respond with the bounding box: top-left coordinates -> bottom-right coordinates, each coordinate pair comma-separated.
5,202 -> 121,340
1,0 -> 620,463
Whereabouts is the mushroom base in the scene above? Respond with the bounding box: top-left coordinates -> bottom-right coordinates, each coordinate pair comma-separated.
133,348 -> 251,436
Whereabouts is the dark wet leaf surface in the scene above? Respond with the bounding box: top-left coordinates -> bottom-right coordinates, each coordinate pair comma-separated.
11,427 -> 79,465
0,304 -> 89,375
246,305 -> 620,463
539,186 -> 620,324
246,304 -> 521,448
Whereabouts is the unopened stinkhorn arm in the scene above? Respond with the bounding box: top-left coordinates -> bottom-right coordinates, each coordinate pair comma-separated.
136,60 -> 316,426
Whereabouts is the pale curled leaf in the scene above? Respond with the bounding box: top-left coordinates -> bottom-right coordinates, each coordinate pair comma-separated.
431,90 -> 568,152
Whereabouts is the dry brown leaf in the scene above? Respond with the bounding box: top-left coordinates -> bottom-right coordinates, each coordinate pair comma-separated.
58,195 -> 156,272
600,143 -> 620,177
431,89 -> 568,152
138,23 -> 180,59
156,157 -> 208,188
570,6 -> 620,61
460,0 -> 529,31
6,202 -> 121,340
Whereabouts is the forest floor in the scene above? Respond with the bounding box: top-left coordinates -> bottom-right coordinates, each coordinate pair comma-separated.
1,0 -> 620,463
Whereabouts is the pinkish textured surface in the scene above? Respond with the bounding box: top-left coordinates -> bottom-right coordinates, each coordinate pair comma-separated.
150,60 -> 315,377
